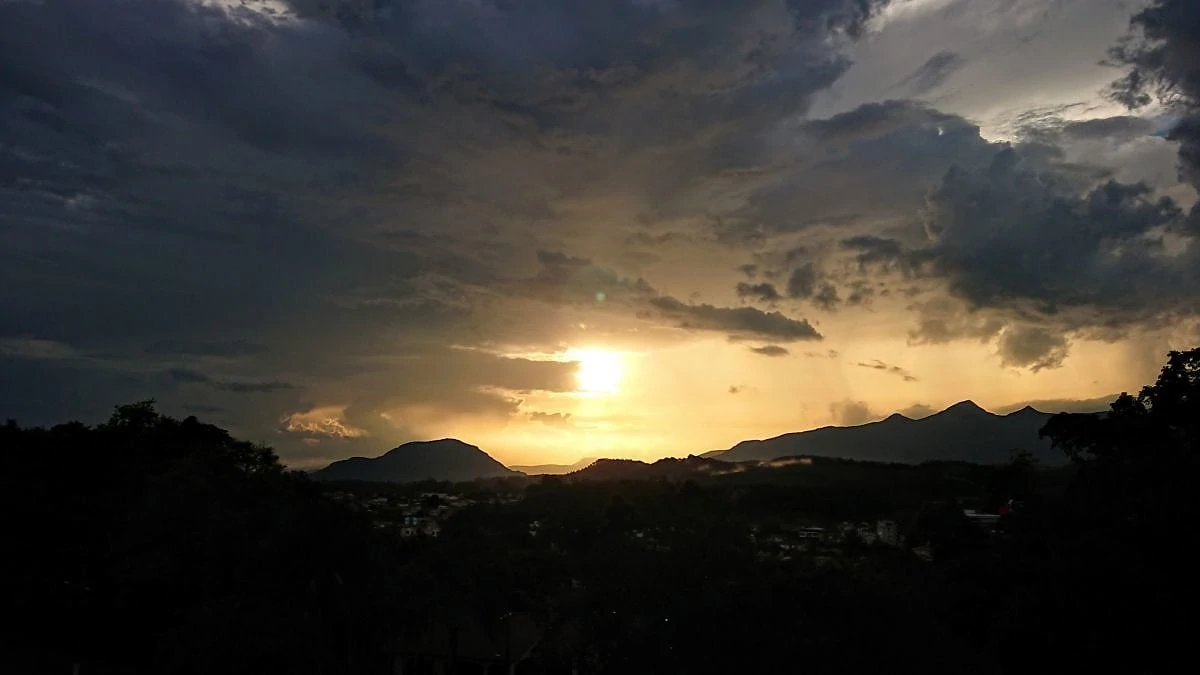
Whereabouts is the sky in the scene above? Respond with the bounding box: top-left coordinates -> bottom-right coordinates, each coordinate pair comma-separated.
2,0 -> 1199,468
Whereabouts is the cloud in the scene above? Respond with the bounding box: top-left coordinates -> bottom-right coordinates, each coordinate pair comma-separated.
899,50 -> 964,95
996,325 -> 1070,372
830,400 -> 877,426
994,394 -> 1119,415
922,148 -> 1189,320
750,345 -> 791,357
529,411 -> 575,429
647,297 -> 822,342
217,380 -> 296,394
840,235 -> 905,268
736,282 -> 782,303
897,403 -> 935,419
1109,0 -> 1200,199
167,367 -> 297,393
787,264 -> 818,299
728,385 -> 745,395
813,283 -> 841,311
855,359 -> 918,382
0,337 -> 78,360
281,405 -> 368,439
167,368 -> 212,384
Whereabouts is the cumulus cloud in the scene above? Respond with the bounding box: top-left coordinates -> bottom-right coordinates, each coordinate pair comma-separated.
922,148 -> 1190,319
897,403 -> 935,419
1109,0 -> 1200,200
830,400 -> 877,426
282,405 -> 368,439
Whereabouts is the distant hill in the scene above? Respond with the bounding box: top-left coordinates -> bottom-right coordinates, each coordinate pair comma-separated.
568,455 -> 734,481
710,401 -> 1067,465
509,457 -> 598,475
311,439 -> 522,483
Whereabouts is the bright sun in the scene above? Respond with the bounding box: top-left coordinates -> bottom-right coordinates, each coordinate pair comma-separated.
568,348 -> 624,395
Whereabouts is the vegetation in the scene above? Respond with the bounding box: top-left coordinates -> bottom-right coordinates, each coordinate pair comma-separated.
4,349 -> 1198,673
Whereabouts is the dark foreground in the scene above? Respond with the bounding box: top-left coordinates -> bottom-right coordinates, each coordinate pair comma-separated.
6,350 -> 1200,674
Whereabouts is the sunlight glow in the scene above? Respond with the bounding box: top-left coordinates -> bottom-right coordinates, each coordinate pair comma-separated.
568,348 -> 624,396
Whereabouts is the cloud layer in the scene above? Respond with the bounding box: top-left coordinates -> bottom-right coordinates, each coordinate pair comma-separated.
2,0 -> 1197,465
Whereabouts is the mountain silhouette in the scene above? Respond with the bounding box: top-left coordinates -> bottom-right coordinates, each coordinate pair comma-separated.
311,439 -> 521,483
712,400 -> 1065,465
568,456 -> 732,481
509,457 -> 598,475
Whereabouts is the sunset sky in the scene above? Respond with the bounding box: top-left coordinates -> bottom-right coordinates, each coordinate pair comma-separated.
3,0 -> 1198,468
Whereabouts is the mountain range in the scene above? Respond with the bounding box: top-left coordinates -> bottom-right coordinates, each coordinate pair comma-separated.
707,400 -> 1065,465
310,439 -> 521,483
310,400 -> 1075,483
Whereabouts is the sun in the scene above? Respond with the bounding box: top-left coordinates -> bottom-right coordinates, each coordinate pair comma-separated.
568,348 -> 624,396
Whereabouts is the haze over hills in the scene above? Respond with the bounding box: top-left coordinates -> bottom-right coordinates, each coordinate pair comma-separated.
509,457 -> 598,476
311,439 -> 522,483
709,400 -> 1067,465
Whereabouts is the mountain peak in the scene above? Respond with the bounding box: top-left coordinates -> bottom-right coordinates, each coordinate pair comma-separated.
314,438 -> 517,483
883,412 -> 913,423
938,400 -> 990,416
383,438 -> 477,456
1005,405 -> 1044,417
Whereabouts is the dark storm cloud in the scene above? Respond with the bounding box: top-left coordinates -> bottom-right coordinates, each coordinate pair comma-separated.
855,360 -> 918,382
922,148 -> 1190,316
899,51 -> 964,95
736,282 -> 783,303
647,297 -> 822,342
1109,0 -> 1200,198
750,345 -> 791,357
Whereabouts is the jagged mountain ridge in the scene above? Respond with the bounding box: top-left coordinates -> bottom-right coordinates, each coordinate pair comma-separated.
711,400 -> 1065,465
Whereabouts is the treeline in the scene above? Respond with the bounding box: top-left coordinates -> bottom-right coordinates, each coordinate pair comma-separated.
2,403 -> 401,674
